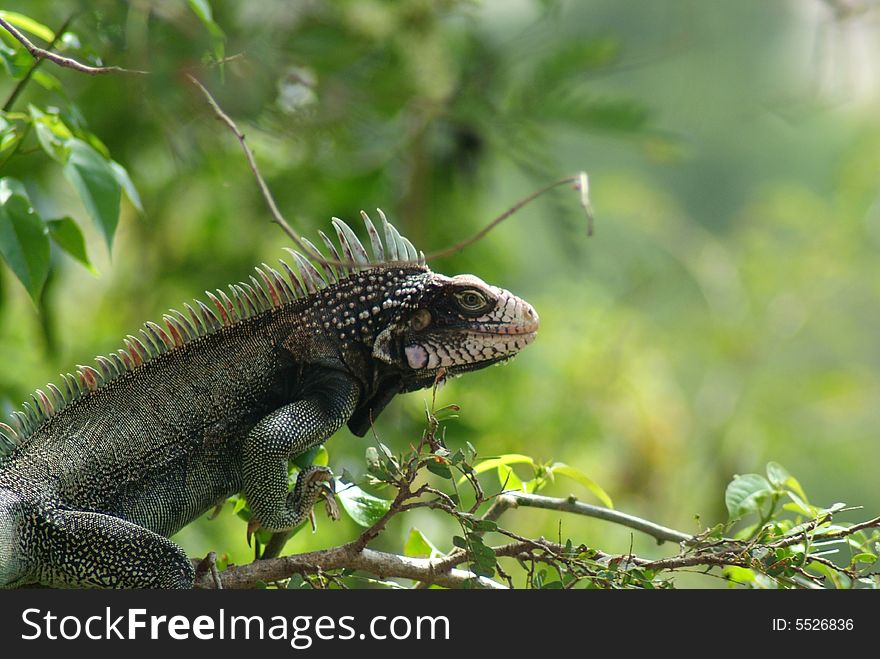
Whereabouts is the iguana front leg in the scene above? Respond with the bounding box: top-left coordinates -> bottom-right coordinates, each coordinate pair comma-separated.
242,373 -> 358,532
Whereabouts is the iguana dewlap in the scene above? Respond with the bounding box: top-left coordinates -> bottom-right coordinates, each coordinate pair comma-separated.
0,213 -> 538,588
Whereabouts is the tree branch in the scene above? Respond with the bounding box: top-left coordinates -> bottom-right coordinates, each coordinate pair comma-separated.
0,16 -> 148,76
484,492 -> 695,544
193,544 -> 505,589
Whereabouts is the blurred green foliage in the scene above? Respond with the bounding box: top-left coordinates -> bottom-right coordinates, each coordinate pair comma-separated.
1,0 -> 878,587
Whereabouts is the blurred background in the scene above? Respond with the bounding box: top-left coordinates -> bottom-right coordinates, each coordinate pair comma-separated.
1,0 -> 879,586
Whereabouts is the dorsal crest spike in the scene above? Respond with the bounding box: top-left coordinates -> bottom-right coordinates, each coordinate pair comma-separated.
46,383 -> 65,407
95,355 -> 117,379
278,258 -> 306,298
205,291 -> 231,326
262,264 -> 293,303
145,321 -> 174,351
182,304 -> 204,335
401,236 -> 418,262
218,289 -> 238,323
22,401 -> 38,426
248,275 -> 273,310
35,389 -> 53,416
109,353 -> 127,372
196,300 -> 220,330
162,314 -> 186,347
126,335 -> 148,365
390,224 -> 408,263
77,365 -> 101,391
116,349 -> 133,370
232,283 -> 258,316
255,267 -> 282,307
0,421 -> 19,444
379,210 -> 399,261
361,210 -> 385,263
59,373 -> 77,399
301,238 -> 336,284
11,411 -> 27,434
318,230 -> 346,278
283,249 -> 320,294
331,217 -> 369,267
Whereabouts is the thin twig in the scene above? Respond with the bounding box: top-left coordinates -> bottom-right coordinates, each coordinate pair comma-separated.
189,74 -> 593,266
3,15 -> 75,112
186,74 -> 351,267
0,16 -> 148,76
485,492 -> 695,545
423,171 -> 594,260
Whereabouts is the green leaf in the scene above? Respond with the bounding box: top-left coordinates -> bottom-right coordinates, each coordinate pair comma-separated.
765,462 -> 790,488
291,444 -> 328,470
0,11 -> 55,42
459,453 -> 534,484
471,519 -> 497,533
187,0 -> 226,64
0,180 -> 49,303
426,457 -> 452,479
851,552 -> 877,564
0,43 -> 32,79
46,217 -> 97,274
231,496 -> 248,515
725,473 -> 773,518
551,462 -> 614,509
497,463 -> 524,492
404,527 -> 440,559
336,483 -> 391,527
62,139 -> 122,250
0,176 -> 27,199
29,105 -> 73,162
31,69 -> 62,92
0,118 -> 18,152
110,161 -> 144,213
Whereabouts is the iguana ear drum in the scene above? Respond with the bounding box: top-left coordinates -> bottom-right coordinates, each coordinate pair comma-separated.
405,344 -> 430,369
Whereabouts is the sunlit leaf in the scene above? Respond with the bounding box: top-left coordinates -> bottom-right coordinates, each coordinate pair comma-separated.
62,138 -> 121,250
46,217 -> 97,274
336,482 -> 391,527
0,43 -> 33,79
29,105 -> 73,162
765,462 -> 790,488
110,161 -> 144,213
551,462 -> 614,508
404,527 -> 440,559
0,180 -> 49,303
0,11 -> 55,42
464,454 -> 535,480
725,473 -> 773,518
497,463 -> 524,492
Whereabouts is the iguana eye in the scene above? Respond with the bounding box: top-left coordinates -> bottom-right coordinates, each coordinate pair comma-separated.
410,309 -> 432,331
454,290 -> 488,312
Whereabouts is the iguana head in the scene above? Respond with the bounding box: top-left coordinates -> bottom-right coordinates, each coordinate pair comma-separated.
370,270 -> 539,389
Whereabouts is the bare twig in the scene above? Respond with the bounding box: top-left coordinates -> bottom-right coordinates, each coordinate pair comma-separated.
484,492 -> 694,545
423,171 -> 594,260
3,15 -> 75,112
0,16 -> 148,76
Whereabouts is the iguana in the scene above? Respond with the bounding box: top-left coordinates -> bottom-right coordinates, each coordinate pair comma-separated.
0,212 -> 538,588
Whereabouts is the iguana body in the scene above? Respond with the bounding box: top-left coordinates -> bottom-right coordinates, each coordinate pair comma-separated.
0,213 -> 538,588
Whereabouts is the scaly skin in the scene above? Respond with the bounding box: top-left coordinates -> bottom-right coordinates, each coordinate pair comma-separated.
0,215 -> 538,588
